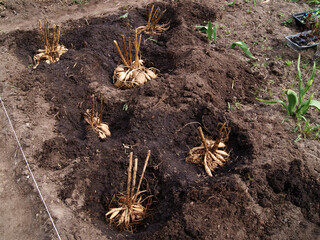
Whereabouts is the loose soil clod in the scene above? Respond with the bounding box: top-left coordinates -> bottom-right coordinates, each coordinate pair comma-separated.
83,94 -> 111,139
33,18 -> 68,69
106,151 -> 152,232
187,124 -> 230,176
113,30 -> 158,89
136,4 -> 170,35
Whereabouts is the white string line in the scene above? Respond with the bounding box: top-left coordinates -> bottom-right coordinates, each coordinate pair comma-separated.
0,97 -> 62,240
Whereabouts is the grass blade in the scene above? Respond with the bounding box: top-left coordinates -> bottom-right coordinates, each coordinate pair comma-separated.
230,41 -> 256,59
207,21 -> 213,41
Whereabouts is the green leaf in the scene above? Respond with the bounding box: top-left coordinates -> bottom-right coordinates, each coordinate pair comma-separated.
256,98 -> 289,113
207,21 -> 213,41
120,12 -> 128,18
195,25 -> 208,33
146,36 -> 158,43
303,61 -> 316,97
297,54 -> 303,104
297,93 -> 314,116
286,89 -> 298,116
310,99 -> 320,111
231,41 -> 256,59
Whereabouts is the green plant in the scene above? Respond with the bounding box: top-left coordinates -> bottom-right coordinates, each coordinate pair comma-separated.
227,1 -> 235,6
120,12 -> 128,19
285,60 -> 294,67
282,18 -> 293,25
123,103 -> 128,111
295,119 -> 320,139
195,21 -> 217,44
230,41 -> 256,59
146,36 -> 158,43
306,0 -> 320,6
196,21 -> 219,43
257,54 -> 320,120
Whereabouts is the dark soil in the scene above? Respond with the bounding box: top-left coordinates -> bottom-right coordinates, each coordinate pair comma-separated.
1,0 -> 320,239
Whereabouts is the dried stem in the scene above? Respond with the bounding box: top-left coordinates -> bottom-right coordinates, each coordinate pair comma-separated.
44,18 -> 49,51
131,158 -> 138,201
198,127 -> 208,152
134,30 -> 139,68
138,34 -> 142,57
147,5 -> 154,26
213,123 -> 228,151
134,150 -> 151,200
39,20 -> 46,50
52,24 -> 56,51
99,94 -> 103,124
113,40 -> 129,66
127,152 -> 133,206
152,8 -> 160,26
91,94 -> 95,125
56,25 -> 61,49
128,36 -> 132,65
122,35 -> 129,65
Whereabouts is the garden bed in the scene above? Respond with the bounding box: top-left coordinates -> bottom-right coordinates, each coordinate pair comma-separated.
0,0 -> 320,239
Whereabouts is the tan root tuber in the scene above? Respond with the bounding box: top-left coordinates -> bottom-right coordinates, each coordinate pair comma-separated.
106,151 -> 152,232
113,30 -> 158,89
33,18 -> 68,69
186,123 -> 230,176
136,4 -> 170,35
83,94 -> 111,139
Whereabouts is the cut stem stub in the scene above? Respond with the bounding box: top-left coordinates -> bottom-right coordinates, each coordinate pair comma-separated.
33,18 -> 68,69
83,94 -> 111,139
136,4 -> 170,35
186,125 -> 230,176
113,30 -> 158,89
106,150 -> 152,232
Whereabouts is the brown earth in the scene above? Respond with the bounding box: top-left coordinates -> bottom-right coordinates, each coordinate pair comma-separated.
1,0 -> 320,239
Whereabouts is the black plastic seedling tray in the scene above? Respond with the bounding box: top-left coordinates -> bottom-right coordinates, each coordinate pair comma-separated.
286,31 -> 319,51
292,9 -> 320,29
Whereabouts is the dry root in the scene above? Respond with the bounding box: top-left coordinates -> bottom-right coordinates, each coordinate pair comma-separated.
83,94 -> 111,139
106,151 -> 152,232
136,5 -> 169,35
113,30 -> 158,89
186,124 -> 230,176
33,18 -> 68,69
